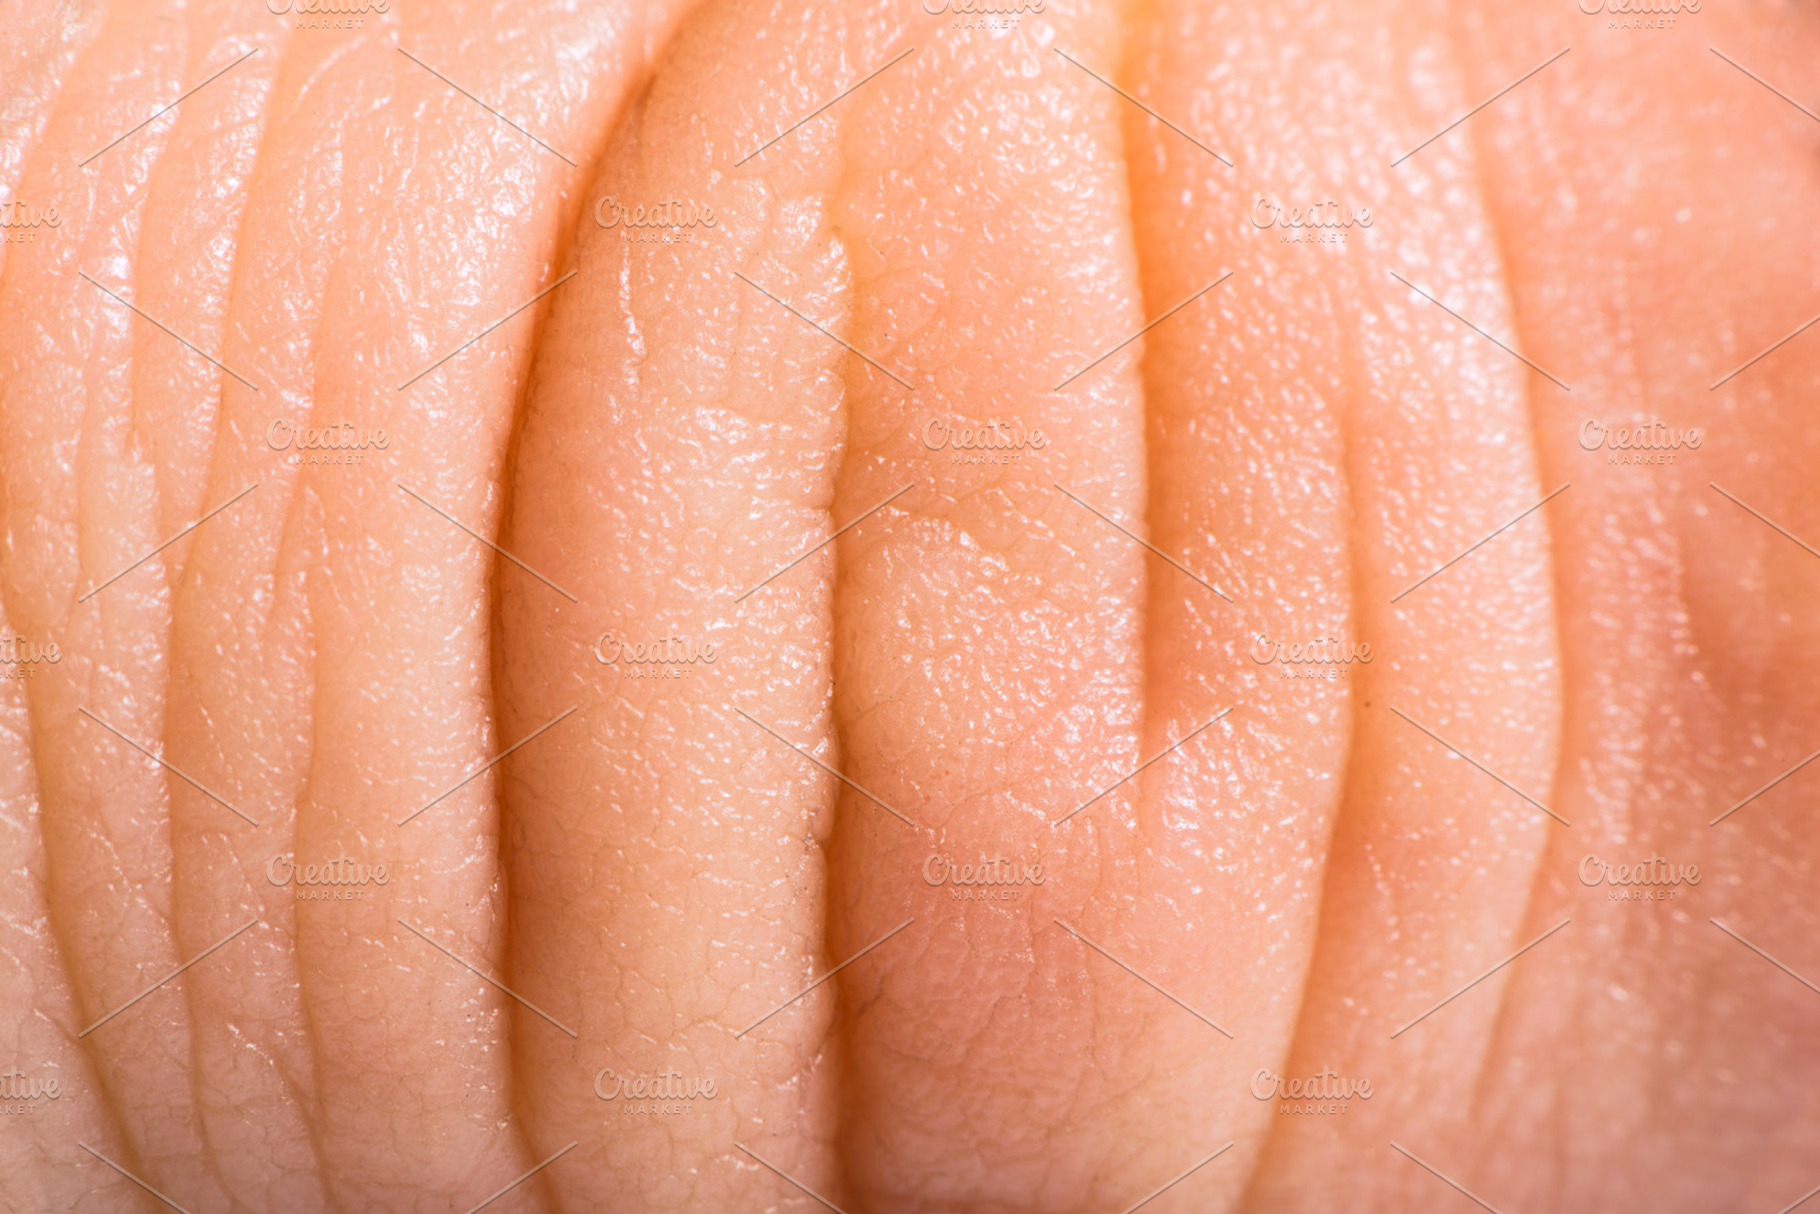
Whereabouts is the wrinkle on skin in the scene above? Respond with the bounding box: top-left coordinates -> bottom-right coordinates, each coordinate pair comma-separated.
0,1 -> 702,1209
0,1 -> 1816,1211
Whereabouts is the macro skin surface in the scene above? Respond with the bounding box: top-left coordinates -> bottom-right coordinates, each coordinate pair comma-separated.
2,1 -> 1818,1212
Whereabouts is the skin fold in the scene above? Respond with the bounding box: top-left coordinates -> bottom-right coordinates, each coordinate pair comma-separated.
1,1 -> 1816,1212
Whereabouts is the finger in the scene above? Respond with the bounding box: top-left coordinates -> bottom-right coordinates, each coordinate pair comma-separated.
497,1 -> 852,1208
1455,4 -> 1820,1207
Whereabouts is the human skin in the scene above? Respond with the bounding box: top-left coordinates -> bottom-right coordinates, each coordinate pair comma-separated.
2,1 -> 1817,1212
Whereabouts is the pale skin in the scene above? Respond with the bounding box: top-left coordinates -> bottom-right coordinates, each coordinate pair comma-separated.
0,0 -> 1816,1212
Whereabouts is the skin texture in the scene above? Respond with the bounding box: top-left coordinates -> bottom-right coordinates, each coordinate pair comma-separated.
2,0 -> 1818,1211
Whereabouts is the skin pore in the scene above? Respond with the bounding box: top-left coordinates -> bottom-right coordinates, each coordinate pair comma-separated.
1,1 -> 1817,1211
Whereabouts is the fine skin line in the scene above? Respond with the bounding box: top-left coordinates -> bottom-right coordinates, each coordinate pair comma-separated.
1391,918 -> 1571,1038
